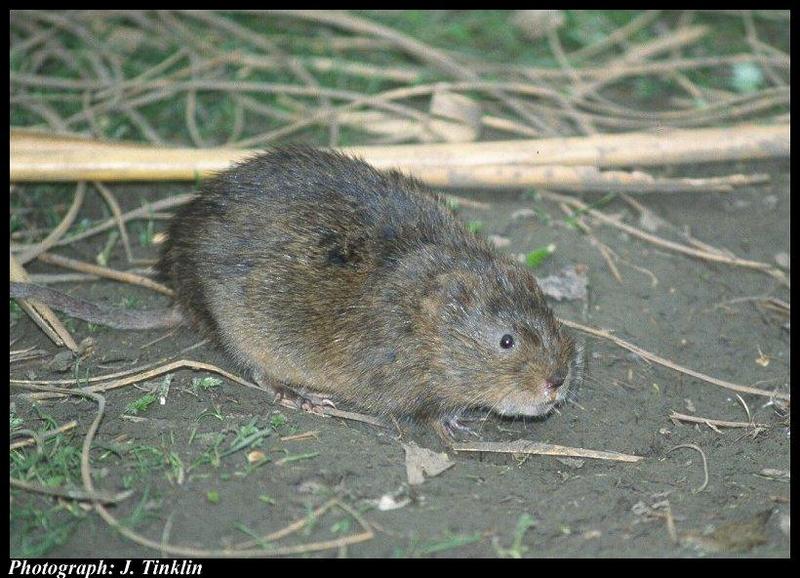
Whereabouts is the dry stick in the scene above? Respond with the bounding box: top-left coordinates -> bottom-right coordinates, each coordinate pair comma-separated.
122,104 -> 165,145
185,85 -> 205,148
521,101 -> 651,131
404,166 -> 770,193
294,55 -> 420,83
281,103 -> 476,146
267,10 -> 467,81
10,20 -> 59,59
231,498 -> 374,552
674,15 -> 737,103
742,11 -> 786,88
232,84 -> 466,148
273,32 -> 396,53
10,420 -> 78,450
93,47 -> 189,101
626,24 -> 709,61
35,252 -> 173,296
14,382 -> 374,557
666,17 -> 717,104
701,9 -> 790,21
15,182 -> 86,265
567,10 -> 663,62
575,25 -> 710,97
234,93 -> 295,123
557,316 -> 789,402
28,272 -> 157,285
12,341 -> 208,387
93,181 -> 135,263
10,347 -> 47,364
81,88 -> 104,138
507,53 -> 788,82
340,119 -> 790,167
10,149 -> 775,193
201,52 -> 422,83
264,9 -> 558,135
665,443 -> 709,493
10,124 -> 790,182
585,27 -> 708,106
546,27 -> 596,135
647,91 -> 788,128
10,477 -> 134,504
481,115 -> 541,138
59,77 -> 447,146
669,411 -> 767,430
451,440 -> 643,463
541,191 -> 787,285
20,359 -> 262,401
14,99 -> 69,131
12,194 -> 194,252
300,406 -> 389,429
12,346 -> 389,429
579,84 -> 788,121
279,431 -> 320,442
169,13 -> 346,146
559,203 -> 623,284
181,10 -> 339,147
10,253 -> 78,352
91,49 -> 223,108
27,11 -> 123,83
226,97 -> 246,146
14,69 -> 787,134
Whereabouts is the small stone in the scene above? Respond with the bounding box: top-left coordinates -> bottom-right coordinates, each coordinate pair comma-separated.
488,234 -> 511,248
762,194 -> 778,209
511,208 -> 537,220
537,265 -> 589,302
774,252 -> 789,268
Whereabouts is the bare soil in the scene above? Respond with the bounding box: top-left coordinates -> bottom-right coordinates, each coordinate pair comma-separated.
9,159 -> 790,558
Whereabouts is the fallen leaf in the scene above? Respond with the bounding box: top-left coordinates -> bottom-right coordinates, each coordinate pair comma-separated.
681,510 -> 772,553
402,441 -> 454,486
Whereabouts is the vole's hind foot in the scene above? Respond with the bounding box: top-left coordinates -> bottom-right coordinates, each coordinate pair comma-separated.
273,385 -> 336,416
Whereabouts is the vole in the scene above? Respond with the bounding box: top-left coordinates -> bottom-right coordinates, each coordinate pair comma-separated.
11,147 -> 584,437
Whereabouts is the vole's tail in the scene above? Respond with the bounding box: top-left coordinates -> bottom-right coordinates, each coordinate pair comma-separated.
10,282 -> 182,330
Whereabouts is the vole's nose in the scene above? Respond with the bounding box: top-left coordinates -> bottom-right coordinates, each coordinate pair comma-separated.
545,367 -> 567,390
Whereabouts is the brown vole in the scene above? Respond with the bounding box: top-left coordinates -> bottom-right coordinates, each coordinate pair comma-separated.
12,147 -> 584,435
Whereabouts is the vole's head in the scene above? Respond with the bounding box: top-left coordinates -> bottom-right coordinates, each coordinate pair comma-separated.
420,261 -> 584,419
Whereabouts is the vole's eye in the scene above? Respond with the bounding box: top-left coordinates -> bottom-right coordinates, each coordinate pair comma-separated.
500,334 -> 515,349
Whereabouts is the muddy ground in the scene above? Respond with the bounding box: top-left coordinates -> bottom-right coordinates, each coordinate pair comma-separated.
9,159 -> 790,558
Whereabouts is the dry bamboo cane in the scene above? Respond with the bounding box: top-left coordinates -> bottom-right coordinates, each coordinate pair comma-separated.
10,124 -> 789,184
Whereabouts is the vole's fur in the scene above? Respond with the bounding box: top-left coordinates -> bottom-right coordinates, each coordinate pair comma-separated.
157,147 -> 584,430
11,147 -> 584,434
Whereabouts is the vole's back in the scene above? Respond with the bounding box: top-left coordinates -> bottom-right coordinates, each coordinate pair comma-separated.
159,147 -> 481,316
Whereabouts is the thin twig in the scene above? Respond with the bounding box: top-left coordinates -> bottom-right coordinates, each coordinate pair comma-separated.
541,191 -> 787,285
451,439 -> 643,462
36,252 -> 173,296
666,443 -> 709,493
9,420 -> 78,450
558,316 -> 789,402
669,411 -> 767,430
15,182 -> 86,264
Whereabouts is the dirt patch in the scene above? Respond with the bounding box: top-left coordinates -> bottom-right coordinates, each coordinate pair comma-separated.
10,160 -> 790,558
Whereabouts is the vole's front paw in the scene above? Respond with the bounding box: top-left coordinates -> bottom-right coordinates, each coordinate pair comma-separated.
251,370 -> 335,415
433,416 -> 481,444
